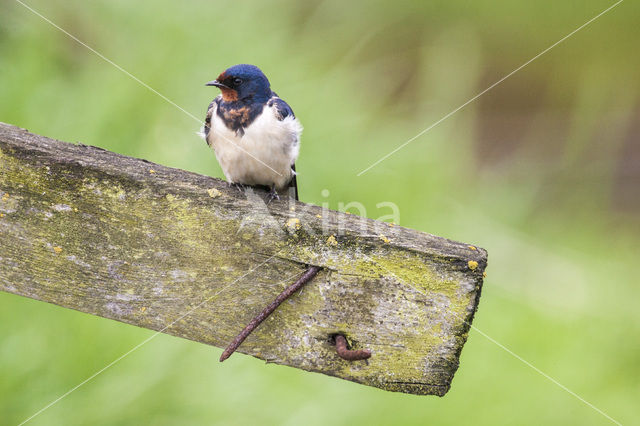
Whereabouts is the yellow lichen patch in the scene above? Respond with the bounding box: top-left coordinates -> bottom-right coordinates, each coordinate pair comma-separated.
207,188 -> 221,198
468,245 -> 477,251
379,234 -> 391,244
387,222 -> 395,227
148,169 -> 156,174
0,213 -> 4,218
316,214 -> 322,219
53,246 -> 63,254
483,271 -> 487,278
326,235 -> 338,246
140,306 -> 147,313
468,260 -> 478,270
285,217 -> 301,233
430,323 -> 443,335
1,192 -> 9,201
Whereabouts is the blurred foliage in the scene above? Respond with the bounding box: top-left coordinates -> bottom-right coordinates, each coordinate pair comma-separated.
1,0 -> 638,425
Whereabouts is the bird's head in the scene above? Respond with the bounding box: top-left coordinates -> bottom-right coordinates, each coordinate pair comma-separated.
206,64 -> 271,103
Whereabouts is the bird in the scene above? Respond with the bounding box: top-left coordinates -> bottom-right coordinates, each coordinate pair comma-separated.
201,64 -> 311,361
202,64 -> 302,201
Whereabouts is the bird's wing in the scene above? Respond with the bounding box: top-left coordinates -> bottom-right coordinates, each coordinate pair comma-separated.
268,94 -> 298,200
268,94 -> 295,120
203,95 -> 222,144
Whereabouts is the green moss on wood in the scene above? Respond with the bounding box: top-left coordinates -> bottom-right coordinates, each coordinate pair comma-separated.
0,123 -> 486,396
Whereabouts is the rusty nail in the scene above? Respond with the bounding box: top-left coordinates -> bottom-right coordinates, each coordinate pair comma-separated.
220,265 -> 321,362
334,334 -> 371,361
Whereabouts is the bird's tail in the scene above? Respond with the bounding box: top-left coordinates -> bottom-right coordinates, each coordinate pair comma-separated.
289,164 -> 299,201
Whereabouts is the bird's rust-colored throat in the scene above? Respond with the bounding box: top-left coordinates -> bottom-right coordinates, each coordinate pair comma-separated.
219,88 -> 238,102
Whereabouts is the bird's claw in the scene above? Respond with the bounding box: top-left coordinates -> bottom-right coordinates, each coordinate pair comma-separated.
267,186 -> 280,203
227,182 -> 246,193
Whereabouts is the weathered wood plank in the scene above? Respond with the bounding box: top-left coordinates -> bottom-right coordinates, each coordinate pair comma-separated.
0,122 -> 486,396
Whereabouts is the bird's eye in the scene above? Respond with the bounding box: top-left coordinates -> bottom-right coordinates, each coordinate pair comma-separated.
233,78 -> 243,85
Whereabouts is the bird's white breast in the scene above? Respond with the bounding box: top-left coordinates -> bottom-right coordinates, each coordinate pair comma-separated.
206,104 -> 301,190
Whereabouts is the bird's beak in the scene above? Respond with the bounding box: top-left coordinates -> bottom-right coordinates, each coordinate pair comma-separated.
205,80 -> 229,89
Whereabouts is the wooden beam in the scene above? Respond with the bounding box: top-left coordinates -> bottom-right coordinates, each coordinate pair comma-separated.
0,122 -> 487,396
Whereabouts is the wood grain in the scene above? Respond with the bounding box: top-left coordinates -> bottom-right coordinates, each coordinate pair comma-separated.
0,122 -> 487,395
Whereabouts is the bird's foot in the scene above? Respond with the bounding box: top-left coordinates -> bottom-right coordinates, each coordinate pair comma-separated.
267,185 -> 280,203
227,182 -> 246,193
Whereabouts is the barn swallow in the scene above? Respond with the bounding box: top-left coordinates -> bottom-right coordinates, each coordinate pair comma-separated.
203,64 -> 301,201
202,65 -> 319,361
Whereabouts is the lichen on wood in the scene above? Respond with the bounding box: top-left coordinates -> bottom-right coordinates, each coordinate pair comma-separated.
0,122 -> 487,396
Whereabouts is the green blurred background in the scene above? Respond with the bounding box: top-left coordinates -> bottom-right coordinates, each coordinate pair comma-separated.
1,0 -> 638,424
